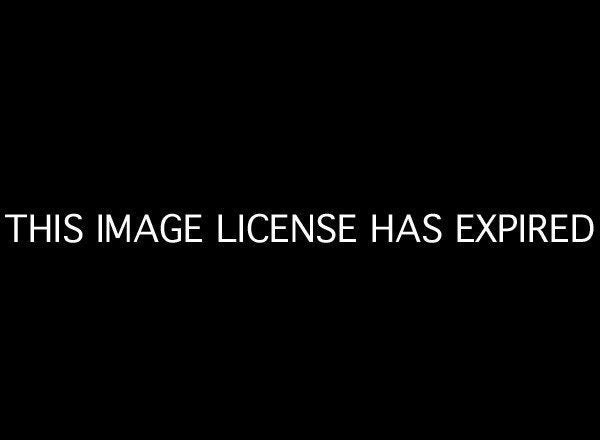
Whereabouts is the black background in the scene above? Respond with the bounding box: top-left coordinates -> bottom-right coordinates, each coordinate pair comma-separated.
1,6 -> 597,434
